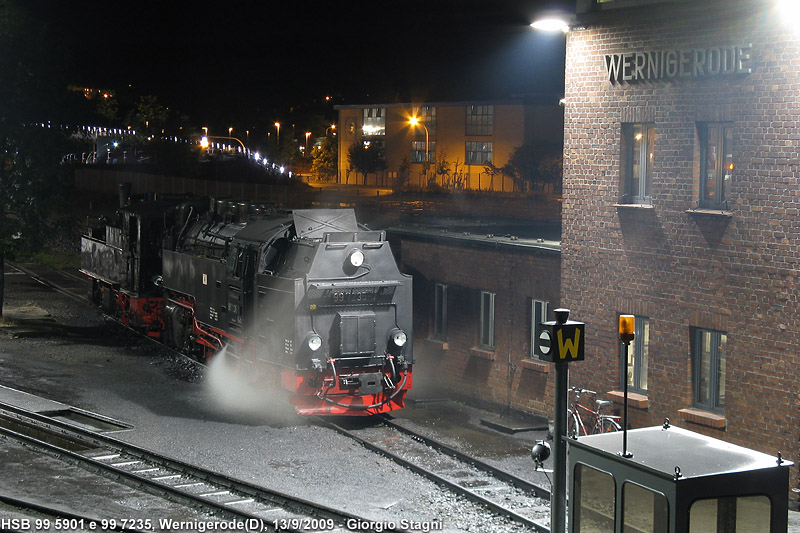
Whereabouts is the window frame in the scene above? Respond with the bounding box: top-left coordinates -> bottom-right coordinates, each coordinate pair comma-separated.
362,107 -> 386,136
466,105 -> 494,136
622,122 -> 655,204
531,299 -> 549,358
433,283 -> 447,340
479,290 -> 495,349
411,140 -> 436,163
619,315 -> 649,394
466,141 -> 493,165
698,122 -> 733,209
692,328 -> 727,413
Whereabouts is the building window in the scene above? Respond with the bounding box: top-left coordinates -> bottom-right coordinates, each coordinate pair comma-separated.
698,123 -> 733,209
620,315 -> 649,394
362,107 -> 385,136
692,328 -> 726,412
531,299 -> 549,358
622,123 -> 654,204
466,141 -> 493,165
480,291 -> 495,349
412,140 -> 436,163
466,105 -> 493,136
434,283 -> 447,339
412,105 -> 436,135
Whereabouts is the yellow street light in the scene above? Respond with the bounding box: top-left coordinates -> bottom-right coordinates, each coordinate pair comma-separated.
274,122 -> 281,146
409,116 -> 429,163
304,131 -> 311,151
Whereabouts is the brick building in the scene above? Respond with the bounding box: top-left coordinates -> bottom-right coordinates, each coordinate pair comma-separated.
561,0 -> 800,491
335,100 -> 562,191
395,224 -> 561,414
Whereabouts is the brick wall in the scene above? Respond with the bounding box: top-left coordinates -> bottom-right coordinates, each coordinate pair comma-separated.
399,238 -> 561,416
562,0 -> 800,489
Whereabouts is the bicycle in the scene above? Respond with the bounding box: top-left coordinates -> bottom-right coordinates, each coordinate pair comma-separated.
567,387 -> 622,438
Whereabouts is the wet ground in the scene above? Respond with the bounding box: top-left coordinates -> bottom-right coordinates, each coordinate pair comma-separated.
0,263 -> 552,532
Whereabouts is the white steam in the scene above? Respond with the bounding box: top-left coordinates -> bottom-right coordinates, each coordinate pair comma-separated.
202,345 -> 297,423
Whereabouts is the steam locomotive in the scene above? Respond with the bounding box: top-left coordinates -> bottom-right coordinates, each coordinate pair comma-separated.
80,196 -> 413,415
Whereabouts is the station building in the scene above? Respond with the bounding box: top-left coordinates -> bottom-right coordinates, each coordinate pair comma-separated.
561,0 -> 800,490
334,100 -> 563,191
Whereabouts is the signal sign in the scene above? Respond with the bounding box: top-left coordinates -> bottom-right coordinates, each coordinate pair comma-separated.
538,319 -> 585,363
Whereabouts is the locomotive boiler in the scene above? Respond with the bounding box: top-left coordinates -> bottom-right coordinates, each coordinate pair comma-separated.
80,197 -> 413,415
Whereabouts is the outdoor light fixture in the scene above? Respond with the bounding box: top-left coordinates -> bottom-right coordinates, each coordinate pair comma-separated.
306,333 -> 323,352
530,17 -> 570,33
777,0 -> 800,19
389,328 -> 408,348
200,136 -> 209,148
348,248 -> 365,268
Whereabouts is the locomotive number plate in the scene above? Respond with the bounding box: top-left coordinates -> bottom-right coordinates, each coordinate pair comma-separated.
307,282 -> 398,307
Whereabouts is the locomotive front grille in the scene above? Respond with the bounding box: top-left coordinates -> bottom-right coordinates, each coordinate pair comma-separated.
337,311 -> 376,356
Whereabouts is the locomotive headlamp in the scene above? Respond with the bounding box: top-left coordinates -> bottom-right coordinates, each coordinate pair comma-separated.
348,249 -> 365,268
307,333 -> 323,352
389,328 -> 407,348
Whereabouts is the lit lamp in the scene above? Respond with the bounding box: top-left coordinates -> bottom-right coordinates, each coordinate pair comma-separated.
530,17 -> 570,33
274,122 -> 281,146
200,136 -> 209,149
619,314 -> 635,458
305,131 -> 311,151
408,116 -> 429,163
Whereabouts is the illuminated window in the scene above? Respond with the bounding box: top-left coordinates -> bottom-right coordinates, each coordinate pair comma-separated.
620,315 -> 649,393
692,328 -> 726,412
411,140 -> 436,163
479,291 -> 495,349
362,107 -> 385,136
531,299 -> 549,358
434,283 -> 447,339
622,123 -> 654,204
466,105 -> 493,136
466,141 -> 493,165
698,123 -> 733,209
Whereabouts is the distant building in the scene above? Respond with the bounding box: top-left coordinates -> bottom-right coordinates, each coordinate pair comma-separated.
334,100 -> 563,191
562,0 -> 800,494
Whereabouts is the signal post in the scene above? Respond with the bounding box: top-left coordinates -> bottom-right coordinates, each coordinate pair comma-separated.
537,308 -> 584,533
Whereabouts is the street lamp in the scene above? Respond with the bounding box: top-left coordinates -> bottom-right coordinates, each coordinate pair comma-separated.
274,122 -> 281,147
304,131 -> 311,153
409,116 -> 429,164
326,124 -> 336,136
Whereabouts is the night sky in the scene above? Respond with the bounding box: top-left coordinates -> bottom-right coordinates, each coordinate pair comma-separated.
34,0 -> 571,134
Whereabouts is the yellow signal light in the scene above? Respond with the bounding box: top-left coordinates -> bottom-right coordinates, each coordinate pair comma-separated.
619,315 -> 635,344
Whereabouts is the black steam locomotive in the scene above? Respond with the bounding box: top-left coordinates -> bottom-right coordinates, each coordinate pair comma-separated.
80,196 -> 413,415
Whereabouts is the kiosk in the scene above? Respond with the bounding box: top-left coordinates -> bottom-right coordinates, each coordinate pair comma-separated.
567,422 -> 792,532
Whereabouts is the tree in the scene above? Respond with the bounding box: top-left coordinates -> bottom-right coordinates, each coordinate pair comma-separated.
396,156 -> 411,189
126,95 -> 170,138
347,142 -> 386,184
311,135 -> 338,181
499,143 -> 564,193
0,1 -> 73,317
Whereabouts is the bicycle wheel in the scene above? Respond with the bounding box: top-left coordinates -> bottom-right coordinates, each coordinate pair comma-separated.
567,410 -> 583,438
599,417 -> 621,433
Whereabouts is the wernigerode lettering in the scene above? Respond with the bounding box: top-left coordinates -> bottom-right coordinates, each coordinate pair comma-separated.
604,44 -> 752,83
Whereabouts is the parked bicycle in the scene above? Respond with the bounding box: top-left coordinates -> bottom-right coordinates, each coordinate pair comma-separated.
567,387 -> 622,437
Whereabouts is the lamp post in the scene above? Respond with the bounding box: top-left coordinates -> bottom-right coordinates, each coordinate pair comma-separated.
274,122 -> 281,147
326,124 -> 336,137
409,116 -> 429,163
304,131 -> 311,154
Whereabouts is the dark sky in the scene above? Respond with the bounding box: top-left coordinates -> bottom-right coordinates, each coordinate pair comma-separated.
38,0 -> 571,131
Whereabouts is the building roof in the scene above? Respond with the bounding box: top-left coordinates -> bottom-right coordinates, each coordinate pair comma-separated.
389,216 -> 561,253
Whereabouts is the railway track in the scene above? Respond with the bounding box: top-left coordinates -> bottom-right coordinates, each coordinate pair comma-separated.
0,401 -> 396,533
313,415 -> 552,533
7,262 -> 556,531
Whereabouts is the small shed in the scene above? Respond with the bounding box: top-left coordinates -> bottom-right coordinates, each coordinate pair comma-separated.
567,424 -> 792,532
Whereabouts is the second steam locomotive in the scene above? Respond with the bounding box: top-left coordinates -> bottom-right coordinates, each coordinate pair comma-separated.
80,196 -> 413,415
